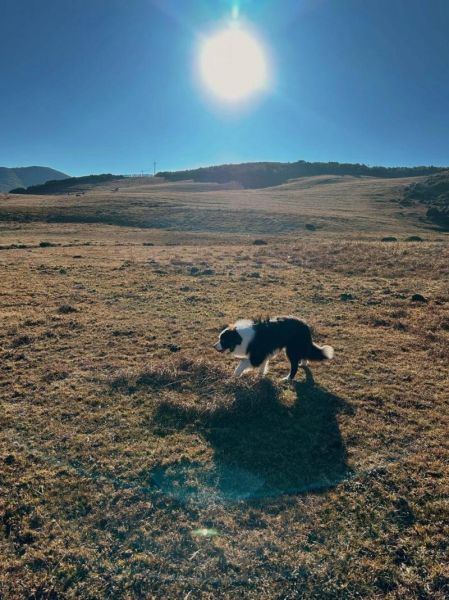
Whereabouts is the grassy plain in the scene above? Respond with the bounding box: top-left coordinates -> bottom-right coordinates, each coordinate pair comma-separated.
0,176 -> 448,599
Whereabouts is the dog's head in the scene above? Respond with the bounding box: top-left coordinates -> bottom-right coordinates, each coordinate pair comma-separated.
214,326 -> 242,353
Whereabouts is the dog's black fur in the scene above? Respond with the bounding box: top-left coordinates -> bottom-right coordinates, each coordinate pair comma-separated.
248,317 -> 332,379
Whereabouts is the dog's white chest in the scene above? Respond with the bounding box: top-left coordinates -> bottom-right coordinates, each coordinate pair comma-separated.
232,324 -> 255,358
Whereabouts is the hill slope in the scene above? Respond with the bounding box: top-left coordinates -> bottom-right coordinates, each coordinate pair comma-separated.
0,166 -> 68,193
158,160 -> 447,189
9,173 -> 124,195
0,174 -> 438,238
403,170 -> 449,229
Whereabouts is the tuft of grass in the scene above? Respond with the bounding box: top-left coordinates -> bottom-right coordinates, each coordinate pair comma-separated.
11,334 -> 32,347
57,304 -> 78,314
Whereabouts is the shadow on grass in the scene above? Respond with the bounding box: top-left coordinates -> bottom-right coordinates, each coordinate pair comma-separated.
207,367 -> 353,499
147,361 -> 354,502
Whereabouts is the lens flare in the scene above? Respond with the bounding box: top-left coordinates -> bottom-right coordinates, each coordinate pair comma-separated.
192,528 -> 219,538
199,27 -> 267,101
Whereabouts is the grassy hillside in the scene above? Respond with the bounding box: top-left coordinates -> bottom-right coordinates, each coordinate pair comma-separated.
0,174 -> 435,237
158,160 -> 447,189
0,179 -> 448,598
403,170 -> 449,229
0,166 -> 68,193
9,173 -> 124,195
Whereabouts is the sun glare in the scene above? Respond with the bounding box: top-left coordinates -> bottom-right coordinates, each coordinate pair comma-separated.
199,27 -> 268,102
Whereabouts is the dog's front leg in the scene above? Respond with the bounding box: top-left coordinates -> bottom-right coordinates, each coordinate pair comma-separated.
234,358 -> 251,377
259,359 -> 269,377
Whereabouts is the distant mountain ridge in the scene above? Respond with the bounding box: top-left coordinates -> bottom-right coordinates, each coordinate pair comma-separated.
158,160 -> 448,189
0,166 -> 68,193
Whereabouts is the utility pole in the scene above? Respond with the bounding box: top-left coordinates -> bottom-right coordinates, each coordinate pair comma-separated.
153,161 -> 156,177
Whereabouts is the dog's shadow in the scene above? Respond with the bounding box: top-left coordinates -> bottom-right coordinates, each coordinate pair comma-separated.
152,367 -> 354,502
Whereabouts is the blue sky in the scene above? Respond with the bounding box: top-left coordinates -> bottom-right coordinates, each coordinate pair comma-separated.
1,0 -> 449,176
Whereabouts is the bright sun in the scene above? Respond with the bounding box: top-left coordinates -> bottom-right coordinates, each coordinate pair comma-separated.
199,27 -> 268,101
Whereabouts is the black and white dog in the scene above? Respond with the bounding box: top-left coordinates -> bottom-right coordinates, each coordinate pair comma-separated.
214,316 -> 334,381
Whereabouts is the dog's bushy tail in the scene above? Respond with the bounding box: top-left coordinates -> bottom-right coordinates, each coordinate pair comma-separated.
307,343 -> 334,361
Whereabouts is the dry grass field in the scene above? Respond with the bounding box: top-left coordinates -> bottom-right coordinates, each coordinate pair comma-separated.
1,177 -> 448,599
0,174 -> 432,237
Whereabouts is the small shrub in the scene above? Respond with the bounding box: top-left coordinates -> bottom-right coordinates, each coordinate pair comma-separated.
119,260 -> 133,269
253,239 -> 268,245
411,294 -> 428,303
23,319 -> 45,327
405,235 -> 423,242
371,318 -> 390,327
39,241 -> 56,248
12,335 -> 32,347
43,370 -> 69,383
112,329 -> 135,337
381,236 -> 397,242
58,304 -> 78,314
4,454 -> 15,465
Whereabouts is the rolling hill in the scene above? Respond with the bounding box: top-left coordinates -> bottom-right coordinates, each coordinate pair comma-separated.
403,170 -> 449,229
0,173 -> 437,237
157,159 -> 447,189
9,173 -> 124,195
0,166 -> 68,193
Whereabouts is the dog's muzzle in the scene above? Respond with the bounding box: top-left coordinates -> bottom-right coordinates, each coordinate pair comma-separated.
214,342 -> 224,353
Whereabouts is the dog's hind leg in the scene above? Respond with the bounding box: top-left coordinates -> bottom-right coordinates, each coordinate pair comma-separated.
283,345 -> 300,382
234,358 -> 252,377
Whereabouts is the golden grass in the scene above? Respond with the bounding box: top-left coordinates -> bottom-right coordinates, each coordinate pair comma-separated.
0,184 -> 448,598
